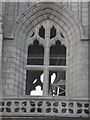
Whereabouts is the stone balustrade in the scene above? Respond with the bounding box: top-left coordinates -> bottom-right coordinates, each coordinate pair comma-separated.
0,96 -> 89,118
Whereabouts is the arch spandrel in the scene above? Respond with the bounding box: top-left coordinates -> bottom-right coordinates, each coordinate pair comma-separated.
13,2 -> 83,45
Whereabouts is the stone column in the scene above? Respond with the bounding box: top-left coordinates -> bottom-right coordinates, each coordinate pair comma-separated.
0,2 -> 3,97
43,20 -> 50,96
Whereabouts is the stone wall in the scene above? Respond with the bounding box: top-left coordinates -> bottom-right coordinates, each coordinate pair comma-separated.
2,2 -> 89,38
2,39 -> 26,95
1,2 -> 89,98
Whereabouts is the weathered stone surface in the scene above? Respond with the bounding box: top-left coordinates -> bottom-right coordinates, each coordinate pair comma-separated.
1,2 -> 89,98
1,117 -> 89,120
0,2 -> 89,119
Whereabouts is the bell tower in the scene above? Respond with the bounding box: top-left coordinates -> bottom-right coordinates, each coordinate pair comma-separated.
0,1 -> 89,120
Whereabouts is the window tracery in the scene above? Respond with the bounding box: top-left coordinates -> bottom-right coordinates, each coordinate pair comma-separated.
39,26 -> 45,39
26,20 -> 66,96
50,26 -> 56,39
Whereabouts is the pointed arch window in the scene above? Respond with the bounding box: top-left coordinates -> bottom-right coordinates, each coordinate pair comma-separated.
26,20 -> 66,96
50,40 -> 66,66
27,40 -> 44,65
49,40 -> 66,96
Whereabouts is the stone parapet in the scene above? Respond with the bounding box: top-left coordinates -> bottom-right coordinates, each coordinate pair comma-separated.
0,96 -> 89,118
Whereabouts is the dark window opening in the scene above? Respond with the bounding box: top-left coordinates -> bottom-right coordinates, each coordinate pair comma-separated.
26,70 -> 43,95
50,26 -> 56,39
27,40 -> 44,65
39,26 -> 45,39
31,32 -> 34,38
61,33 -> 64,38
50,40 -> 66,66
49,71 -> 66,96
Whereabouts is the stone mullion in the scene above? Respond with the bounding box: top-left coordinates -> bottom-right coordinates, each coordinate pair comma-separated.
43,20 -> 50,96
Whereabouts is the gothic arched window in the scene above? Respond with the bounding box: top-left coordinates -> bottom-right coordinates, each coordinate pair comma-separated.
26,20 -> 66,96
